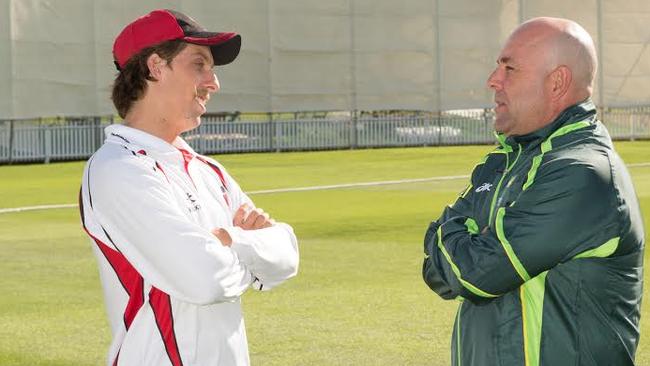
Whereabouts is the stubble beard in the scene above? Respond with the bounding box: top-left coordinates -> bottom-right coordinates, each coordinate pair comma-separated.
182,88 -> 209,131
493,110 -> 512,135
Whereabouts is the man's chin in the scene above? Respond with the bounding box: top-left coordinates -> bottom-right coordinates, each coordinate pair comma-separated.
181,115 -> 202,133
192,116 -> 202,128
493,117 -> 511,135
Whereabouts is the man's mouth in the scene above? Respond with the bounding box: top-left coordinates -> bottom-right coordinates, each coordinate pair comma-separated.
195,89 -> 210,105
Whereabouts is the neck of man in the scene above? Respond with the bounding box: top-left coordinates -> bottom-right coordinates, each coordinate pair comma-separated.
534,89 -> 591,134
123,98 -> 184,144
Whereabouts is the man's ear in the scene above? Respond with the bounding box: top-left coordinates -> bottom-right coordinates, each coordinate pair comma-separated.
146,53 -> 166,81
549,65 -> 572,101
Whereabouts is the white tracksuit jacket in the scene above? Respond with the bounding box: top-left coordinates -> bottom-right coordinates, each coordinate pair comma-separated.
79,124 -> 299,366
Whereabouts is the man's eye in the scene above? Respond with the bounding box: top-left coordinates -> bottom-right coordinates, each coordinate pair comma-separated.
505,66 -> 515,71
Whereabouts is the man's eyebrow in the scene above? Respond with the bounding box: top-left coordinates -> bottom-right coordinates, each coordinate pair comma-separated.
497,56 -> 512,64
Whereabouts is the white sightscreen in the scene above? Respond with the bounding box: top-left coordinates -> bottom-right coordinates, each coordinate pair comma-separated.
1,0 -> 649,118
436,0 -> 518,110
599,0 -> 650,107
0,0 -> 11,117
353,0 -> 436,111
522,0 -> 650,107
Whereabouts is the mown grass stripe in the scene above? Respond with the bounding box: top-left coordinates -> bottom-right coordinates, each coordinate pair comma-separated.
2,161 -> 649,215
0,175 -> 471,214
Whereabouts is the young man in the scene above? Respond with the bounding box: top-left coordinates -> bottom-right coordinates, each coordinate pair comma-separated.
79,9 -> 299,366
422,18 -> 644,365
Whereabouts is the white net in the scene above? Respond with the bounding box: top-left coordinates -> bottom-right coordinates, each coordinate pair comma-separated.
1,0 -> 649,118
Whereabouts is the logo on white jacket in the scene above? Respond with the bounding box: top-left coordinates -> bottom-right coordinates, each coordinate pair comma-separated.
185,192 -> 201,213
475,183 -> 493,193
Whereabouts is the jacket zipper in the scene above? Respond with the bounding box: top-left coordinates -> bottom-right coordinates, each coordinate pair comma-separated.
488,143 -> 522,227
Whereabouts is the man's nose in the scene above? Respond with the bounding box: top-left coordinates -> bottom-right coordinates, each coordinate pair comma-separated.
204,72 -> 220,93
487,68 -> 502,90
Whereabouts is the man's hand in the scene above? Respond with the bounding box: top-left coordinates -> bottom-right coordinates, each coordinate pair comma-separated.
212,228 -> 232,247
233,203 -> 275,230
212,204 -> 276,247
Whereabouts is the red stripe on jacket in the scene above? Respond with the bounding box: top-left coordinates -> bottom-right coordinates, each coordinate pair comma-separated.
178,149 -> 196,188
196,155 -> 231,207
79,189 -> 144,330
149,288 -> 184,366
80,188 -> 177,366
79,224 -> 145,366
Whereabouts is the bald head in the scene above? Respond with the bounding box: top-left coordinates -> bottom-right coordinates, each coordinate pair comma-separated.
511,17 -> 598,99
487,17 -> 598,136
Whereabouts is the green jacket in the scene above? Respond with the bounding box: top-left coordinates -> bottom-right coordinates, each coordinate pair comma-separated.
422,100 -> 644,366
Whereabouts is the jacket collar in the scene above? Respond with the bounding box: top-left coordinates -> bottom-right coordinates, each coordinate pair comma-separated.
497,99 -> 597,148
104,124 -> 197,159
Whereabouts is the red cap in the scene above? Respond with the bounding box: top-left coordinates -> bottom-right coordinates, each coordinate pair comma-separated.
112,9 -> 241,70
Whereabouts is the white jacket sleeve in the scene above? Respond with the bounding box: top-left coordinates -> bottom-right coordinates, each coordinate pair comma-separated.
225,224 -> 299,290
211,159 -> 300,290
88,154 -> 253,305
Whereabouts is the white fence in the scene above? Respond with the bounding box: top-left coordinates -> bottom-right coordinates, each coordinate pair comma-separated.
1,107 -> 649,164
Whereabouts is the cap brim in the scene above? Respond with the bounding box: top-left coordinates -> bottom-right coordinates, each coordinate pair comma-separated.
183,32 -> 241,66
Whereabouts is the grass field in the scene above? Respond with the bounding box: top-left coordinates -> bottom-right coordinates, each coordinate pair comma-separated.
1,142 -> 649,365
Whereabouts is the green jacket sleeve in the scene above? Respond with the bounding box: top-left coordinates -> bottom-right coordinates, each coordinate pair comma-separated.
422,182 -> 476,300
423,154 -> 618,303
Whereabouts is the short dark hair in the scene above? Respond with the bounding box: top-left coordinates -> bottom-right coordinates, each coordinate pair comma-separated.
111,40 -> 188,118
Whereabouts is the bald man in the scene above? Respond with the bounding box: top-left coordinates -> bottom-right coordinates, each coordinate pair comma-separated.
422,17 -> 644,366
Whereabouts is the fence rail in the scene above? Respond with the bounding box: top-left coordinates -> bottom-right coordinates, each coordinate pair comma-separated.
1,107 -> 649,164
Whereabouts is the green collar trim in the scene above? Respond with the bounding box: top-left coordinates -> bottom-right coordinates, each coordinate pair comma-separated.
521,120 -> 591,191
495,99 -> 597,149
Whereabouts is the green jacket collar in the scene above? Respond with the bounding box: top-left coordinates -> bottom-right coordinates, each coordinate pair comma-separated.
496,99 -> 597,149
